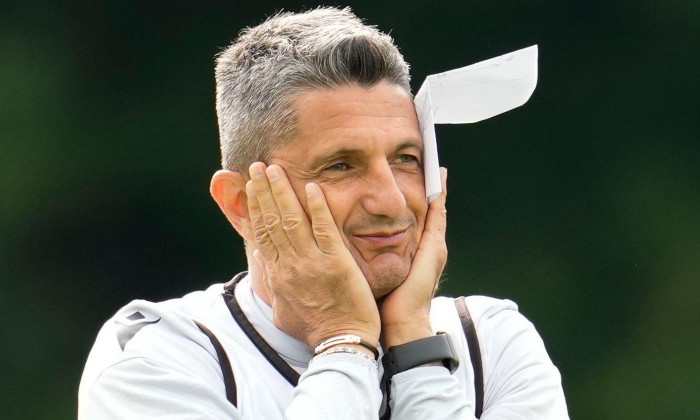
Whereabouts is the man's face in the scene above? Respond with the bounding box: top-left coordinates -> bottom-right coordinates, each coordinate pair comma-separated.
268,81 -> 428,298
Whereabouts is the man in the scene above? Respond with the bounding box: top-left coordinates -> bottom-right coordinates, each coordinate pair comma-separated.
79,7 -> 568,419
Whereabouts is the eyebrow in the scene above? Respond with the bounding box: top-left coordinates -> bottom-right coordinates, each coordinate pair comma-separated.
395,139 -> 423,153
308,139 -> 423,169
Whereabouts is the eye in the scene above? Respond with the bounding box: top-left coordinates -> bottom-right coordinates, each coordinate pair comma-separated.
392,154 -> 419,164
324,162 -> 350,171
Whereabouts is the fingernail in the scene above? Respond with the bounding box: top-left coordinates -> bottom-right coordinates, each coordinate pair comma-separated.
305,183 -> 317,197
266,165 -> 279,182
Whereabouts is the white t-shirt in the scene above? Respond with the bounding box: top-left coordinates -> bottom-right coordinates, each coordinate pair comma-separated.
79,274 -> 569,419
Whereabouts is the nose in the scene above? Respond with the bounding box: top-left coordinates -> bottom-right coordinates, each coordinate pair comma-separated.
360,161 -> 407,219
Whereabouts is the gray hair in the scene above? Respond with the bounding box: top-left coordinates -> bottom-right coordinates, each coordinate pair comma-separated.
215,7 -> 411,172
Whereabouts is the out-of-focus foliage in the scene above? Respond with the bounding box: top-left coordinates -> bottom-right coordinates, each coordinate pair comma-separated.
1,1 -> 698,418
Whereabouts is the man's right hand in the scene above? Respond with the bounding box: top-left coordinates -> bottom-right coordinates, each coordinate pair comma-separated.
246,162 -> 380,350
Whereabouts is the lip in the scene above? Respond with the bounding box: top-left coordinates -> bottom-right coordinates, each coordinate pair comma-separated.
353,229 -> 408,248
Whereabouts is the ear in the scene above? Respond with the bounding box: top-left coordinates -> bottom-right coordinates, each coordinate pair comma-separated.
210,170 -> 253,242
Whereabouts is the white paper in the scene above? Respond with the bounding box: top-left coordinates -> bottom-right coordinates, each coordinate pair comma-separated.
415,45 -> 539,202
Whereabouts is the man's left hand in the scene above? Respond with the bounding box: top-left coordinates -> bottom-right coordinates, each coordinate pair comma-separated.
379,167 -> 448,348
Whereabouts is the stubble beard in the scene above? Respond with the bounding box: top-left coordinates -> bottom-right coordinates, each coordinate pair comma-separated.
344,215 -> 419,299
366,265 -> 410,299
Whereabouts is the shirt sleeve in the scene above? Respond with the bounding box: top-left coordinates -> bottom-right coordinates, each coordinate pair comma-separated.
388,299 -> 569,419
79,357 -> 240,420
390,366 -> 471,418
285,352 -> 382,420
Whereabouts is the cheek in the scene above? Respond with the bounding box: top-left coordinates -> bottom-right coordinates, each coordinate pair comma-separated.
398,176 -> 428,221
318,188 -> 355,234
413,200 -> 429,230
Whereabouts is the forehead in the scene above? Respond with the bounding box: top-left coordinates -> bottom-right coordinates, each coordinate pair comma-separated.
271,82 -> 422,163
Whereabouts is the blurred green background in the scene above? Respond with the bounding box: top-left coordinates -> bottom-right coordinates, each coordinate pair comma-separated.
1,0 -> 698,418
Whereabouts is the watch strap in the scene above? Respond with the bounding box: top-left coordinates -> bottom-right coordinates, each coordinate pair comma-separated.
382,332 -> 459,378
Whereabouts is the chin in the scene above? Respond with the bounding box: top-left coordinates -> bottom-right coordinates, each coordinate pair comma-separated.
364,263 -> 410,299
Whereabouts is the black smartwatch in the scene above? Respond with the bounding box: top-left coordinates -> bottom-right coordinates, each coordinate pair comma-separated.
382,332 -> 459,378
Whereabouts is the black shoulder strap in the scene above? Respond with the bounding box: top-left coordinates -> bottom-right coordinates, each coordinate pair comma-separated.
223,273 -> 301,387
195,321 -> 237,407
455,296 -> 484,418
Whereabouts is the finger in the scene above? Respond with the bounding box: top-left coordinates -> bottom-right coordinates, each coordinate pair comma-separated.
265,164 -> 314,253
411,167 -> 447,280
249,162 -> 294,253
423,167 -> 448,236
305,182 -> 345,254
246,179 -> 279,263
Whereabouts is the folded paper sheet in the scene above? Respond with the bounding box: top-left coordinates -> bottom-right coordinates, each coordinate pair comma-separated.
415,45 -> 539,202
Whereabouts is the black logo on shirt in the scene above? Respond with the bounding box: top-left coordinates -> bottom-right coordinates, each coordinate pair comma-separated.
115,311 -> 161,350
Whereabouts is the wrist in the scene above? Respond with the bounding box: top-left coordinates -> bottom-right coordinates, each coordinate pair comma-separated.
314,334 -> 379,360
308,326 -> 379,351
381,319 -> 433,348
314,343 -> 377,362
382,332 -> 460,378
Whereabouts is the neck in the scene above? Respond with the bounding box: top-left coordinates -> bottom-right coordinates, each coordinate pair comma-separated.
246,252 -> 273,307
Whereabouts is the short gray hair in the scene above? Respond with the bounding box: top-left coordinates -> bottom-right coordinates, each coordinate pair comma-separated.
215,7 -> 411,172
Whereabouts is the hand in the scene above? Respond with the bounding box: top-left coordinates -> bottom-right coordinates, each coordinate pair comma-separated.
379,167 -> 448,348
246,162 -> 380,349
